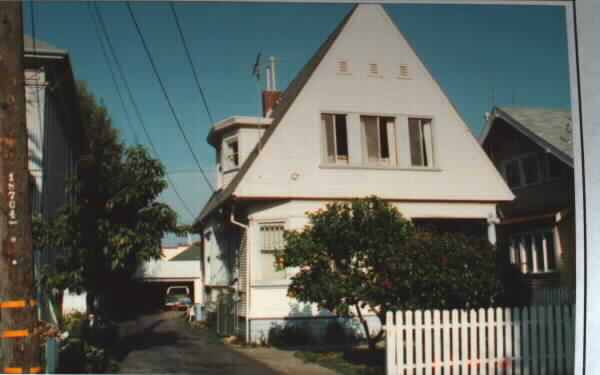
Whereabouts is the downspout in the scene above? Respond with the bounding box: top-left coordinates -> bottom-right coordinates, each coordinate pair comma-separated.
230,204 -> 250,343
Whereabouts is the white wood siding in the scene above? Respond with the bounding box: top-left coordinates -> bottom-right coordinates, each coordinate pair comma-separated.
235,5 -> 512,203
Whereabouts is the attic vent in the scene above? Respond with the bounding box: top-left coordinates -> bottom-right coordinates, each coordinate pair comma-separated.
369,63 -> 379,75
399,64 -> 409,79
338,60 -> 349,73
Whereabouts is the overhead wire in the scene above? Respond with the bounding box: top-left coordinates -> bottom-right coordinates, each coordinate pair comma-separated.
168,2 -> 215,127
125,2 -> 215,193
87,2 -> 141,145
92,2 -> 197,221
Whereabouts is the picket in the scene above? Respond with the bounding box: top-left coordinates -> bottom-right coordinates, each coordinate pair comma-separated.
386,304 -> 574,375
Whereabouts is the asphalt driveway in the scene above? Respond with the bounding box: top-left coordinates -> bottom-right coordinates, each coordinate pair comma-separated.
114,311 -> 336,375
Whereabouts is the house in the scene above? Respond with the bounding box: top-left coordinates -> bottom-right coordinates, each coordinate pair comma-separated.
480,106 -> 575,304
193,4 -> 514,342
23,35 -> 84,371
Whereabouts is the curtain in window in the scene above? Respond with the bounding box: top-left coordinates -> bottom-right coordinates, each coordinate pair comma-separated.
409,118 -> 423,166
423,120 -> 433,167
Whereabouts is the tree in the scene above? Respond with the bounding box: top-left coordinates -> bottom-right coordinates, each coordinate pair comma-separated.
279,196 -> 502,351
33,82 -> 179,317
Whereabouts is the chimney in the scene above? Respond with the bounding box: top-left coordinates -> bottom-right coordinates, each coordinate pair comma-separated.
262,91 -> 283,117
262,56 -> 283,117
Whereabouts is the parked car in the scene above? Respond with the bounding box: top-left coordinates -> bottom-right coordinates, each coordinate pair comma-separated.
164,286 -> 192,310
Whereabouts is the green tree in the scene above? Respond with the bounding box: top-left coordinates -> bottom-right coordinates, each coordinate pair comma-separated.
33,82 -> 179,316
279,196 -> 502,351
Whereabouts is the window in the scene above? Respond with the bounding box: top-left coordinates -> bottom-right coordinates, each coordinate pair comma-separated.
502,153 -> 542,189
322,114 -> 349,164
223,138 -> 239,170
408,118 -> 434,167
259,222 -> 288,281
362,116 -> 396,166
509,230 -> 557,274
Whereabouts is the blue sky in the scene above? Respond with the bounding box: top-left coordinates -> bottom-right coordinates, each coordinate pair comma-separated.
24,2 -> 570,243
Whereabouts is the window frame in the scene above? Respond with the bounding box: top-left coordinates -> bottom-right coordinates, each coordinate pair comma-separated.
222,135 -> 240,172
508,228 -> 559,274
408,117 -> 435,168
321,113 -> 350,165
361,115 -> 397,167
256,220 -> 291,283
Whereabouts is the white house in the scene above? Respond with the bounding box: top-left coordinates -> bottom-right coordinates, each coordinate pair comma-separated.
194,4 -> 514,342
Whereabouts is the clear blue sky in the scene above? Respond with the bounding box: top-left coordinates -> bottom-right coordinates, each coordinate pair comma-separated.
24,2 -> 570,243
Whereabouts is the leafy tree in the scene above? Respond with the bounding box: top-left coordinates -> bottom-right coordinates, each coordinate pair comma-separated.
279,196 -> 502,351
33,82 -> 179,316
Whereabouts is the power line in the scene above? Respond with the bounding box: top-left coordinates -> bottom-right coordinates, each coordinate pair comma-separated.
87,2 -> 141,145
91,2 -> 197,221
169,2 -> 215,127
126,2 -> 215,193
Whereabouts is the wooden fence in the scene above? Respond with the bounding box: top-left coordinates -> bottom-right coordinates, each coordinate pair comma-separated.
386,305 -> 574,375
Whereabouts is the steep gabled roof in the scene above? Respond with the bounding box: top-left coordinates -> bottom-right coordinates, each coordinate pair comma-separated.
194,5 -> 358,227
481,106 -> 573,167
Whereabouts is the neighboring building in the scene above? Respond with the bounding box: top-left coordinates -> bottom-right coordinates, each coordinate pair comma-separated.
194,4 -> 513,342
25,35 -> 84,321
132,243 -> 203,311
481,106 -> 575,304
24,35 -> 84,372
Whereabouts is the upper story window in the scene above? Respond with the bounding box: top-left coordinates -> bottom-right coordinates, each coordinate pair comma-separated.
223,137 -> 239,171
502,153 -> 542,189
259,222 -> 290,281
408,118 -> 434,167
509,230 -> 557,274
322,114 -> 349,164
361,116 -> 396,166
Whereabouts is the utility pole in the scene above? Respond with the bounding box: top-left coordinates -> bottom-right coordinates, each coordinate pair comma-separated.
0,2 -> 41,374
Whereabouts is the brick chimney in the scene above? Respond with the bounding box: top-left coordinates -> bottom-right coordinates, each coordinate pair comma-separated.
262,90 -> 283,118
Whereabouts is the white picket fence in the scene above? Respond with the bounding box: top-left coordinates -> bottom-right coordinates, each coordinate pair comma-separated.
386,305 -> 574,375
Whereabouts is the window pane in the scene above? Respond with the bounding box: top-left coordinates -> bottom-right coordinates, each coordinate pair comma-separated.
546,232 -> 557,271
363,116 -> 379,162
409,118 -> 423,166
535,233 -> 546,272
261,251 -> 286,280
322,114 -> 335,163
522,154 -> 540,185
504,160 -> 521,188
379,118 -> 390,159
335,114 -> 348,160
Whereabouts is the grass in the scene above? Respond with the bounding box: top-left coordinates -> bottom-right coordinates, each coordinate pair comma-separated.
294,345 -> 385,375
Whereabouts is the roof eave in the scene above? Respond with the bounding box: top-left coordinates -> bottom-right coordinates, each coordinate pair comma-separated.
482,107 -> 573,168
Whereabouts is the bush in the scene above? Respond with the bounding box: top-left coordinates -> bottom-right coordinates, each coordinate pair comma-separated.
324,320 -> 351,346
269,323 -> 313,347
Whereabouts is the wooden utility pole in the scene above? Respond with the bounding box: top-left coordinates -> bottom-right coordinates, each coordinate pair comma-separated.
0,2 -> 41,373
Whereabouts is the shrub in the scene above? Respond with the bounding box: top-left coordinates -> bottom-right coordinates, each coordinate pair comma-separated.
269,323 -> 313,347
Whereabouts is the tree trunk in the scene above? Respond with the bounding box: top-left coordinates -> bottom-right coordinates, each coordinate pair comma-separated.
355,304 -> 376,351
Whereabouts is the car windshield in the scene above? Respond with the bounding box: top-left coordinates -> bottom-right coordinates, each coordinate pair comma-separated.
167,287 -> 188,295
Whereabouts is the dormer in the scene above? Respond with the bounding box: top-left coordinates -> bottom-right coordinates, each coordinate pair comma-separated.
207,116 -> 272,189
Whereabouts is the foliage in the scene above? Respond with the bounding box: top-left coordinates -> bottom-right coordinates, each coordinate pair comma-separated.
324,320 -> 356,346
268,323 -> 313,347
33,82 -> 179,316
279,196 -> 502,351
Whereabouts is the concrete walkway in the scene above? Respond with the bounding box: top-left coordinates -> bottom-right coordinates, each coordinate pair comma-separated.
115,311 -> 335,375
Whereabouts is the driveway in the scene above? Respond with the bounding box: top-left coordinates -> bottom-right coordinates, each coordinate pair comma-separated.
115,311 -> 336,375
